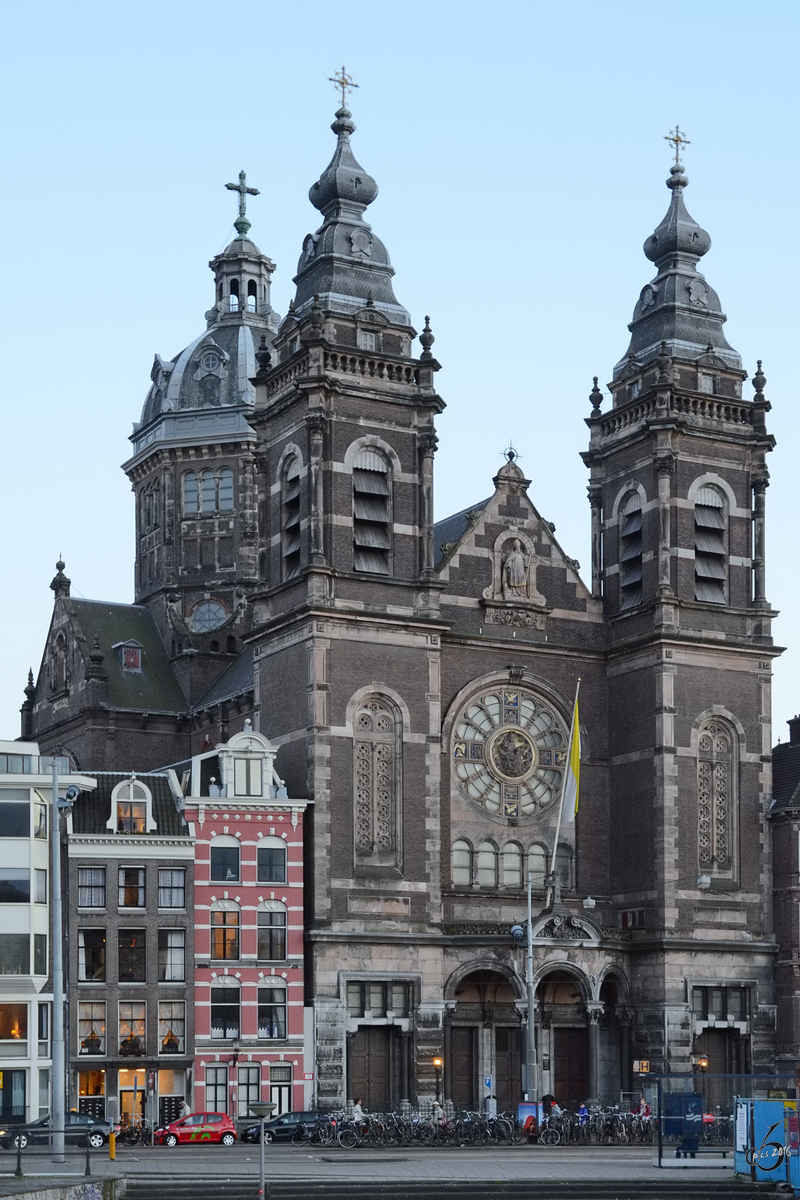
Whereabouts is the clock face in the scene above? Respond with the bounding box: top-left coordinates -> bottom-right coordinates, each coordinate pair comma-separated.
452,688 -> 566,818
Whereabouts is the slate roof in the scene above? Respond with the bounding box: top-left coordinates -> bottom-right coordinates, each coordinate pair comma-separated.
70,600 -> 186,713
194,647 -> 254,711
771,740 -> 800,813
433,500 -> 490,567
71,771 -> 187,836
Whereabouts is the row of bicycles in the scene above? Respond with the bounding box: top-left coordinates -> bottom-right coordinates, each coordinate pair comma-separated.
117,1118 -> 154,1146
291,1109 -> 521,1148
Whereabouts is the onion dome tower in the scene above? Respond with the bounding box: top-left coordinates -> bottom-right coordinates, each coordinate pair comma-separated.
122,177 -> 280,702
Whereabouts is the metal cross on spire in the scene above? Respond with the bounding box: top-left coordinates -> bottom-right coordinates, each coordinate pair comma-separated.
664,125 -> 691,164
329,65 -> 358,108
225,170 -> 260,237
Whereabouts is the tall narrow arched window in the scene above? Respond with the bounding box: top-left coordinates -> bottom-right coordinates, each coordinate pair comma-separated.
698,720 -> 734,875
451,840 -> 472,887
502,842 -> 523,889
183,472 -> 198,516
555,844 -> 573,891
218,468 -> 234,512
247,280 -> 257,313
352,449 -> 391,574
354,697 -> 400,868
477,841 -> 497,889
200,470 -> 216,513
618,490 -> 643,611
281,456 -> 301,580
229,279 -> 240,312
694,485 -> 727,603
528,844 -> 548,889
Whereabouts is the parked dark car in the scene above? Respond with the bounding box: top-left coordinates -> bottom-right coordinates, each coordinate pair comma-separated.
241,1110 -> 323,1144
0,1111 -> 114,1150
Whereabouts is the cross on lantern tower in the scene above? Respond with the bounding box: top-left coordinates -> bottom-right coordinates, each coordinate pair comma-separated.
225,170 -> 260,237
664,125 -> 691,164
329,65 -> 358,109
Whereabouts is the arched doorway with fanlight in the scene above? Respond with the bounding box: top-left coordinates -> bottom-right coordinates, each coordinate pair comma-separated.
443,964 -> 525,1111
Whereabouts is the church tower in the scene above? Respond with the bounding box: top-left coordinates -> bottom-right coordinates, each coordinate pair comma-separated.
123,178 -> 280,703
583,143 -> 779,1077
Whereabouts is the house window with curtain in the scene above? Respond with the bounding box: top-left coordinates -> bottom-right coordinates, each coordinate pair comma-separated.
210,986 -> 240,1039
118,1002 -> 145,1056
118,930 -> 146,983
158,1002 -> 185,1054
158,930 -> 185,982
78,930 -> 106,982
257,986 -> 286,1039
210,909 -> 239,960
79,1002 -> 106,1055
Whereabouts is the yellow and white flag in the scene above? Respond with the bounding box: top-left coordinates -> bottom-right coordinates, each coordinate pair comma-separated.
561,694 -> 581,823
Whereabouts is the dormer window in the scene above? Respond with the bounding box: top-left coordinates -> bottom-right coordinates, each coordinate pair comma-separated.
630,380 -> 641,400
114,641 -> 143,673
234,757 -> 262,797
107,778 -> 156,835
289,337 -> 299,355
699,374 -> 716,395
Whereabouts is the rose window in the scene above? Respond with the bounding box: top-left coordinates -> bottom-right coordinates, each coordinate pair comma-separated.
452,688 -> 566,818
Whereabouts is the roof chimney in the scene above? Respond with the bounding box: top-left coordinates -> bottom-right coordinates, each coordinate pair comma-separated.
788,715 -> 800,745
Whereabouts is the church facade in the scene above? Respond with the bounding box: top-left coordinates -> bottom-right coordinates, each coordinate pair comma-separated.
25,100 -> 780,1110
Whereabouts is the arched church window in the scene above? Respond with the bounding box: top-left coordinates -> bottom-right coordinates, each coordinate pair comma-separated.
281,457 -> 301,580
698,719 -> 734,874
200,471 -> 216,513
354,696 -> 400,867
183,472 -> 199,516
477,841 -> 497,889
352,448 -> 391,574
229,279 -> 240,313
451,839 -> 472,887
618,490 -> 643,611
247,280 -> 257,313
528,844 -> 548,889
694,484 -> 727,603
219,468 -> 234,512
502,842 -> 523,889
555,844 -> 573,891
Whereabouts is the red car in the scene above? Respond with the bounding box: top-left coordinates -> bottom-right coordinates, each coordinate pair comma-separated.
154,1111 -> 237,1147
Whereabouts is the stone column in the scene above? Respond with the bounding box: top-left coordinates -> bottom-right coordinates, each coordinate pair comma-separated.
443,1014 -> 453,1105
254,449 -> 270,582
752,473 -> 768,606
588,485 -> 602,598
655,454 -> 675,596
345,1031 -> 355,1105
418,432 -> 438,580
306,414 -> 327,568
400,1030 -> 413,1108
586,1005 -> 603,1103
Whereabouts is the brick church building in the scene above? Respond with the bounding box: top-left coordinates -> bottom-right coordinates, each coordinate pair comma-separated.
23,98 -> 781,1110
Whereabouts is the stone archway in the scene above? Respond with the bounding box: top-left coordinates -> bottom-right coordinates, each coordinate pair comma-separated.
444,968 -> 522,1110
537,969 -> 589,1107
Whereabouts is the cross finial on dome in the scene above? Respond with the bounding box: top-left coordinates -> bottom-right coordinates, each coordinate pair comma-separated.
503,443 -> 522,464
329,65 -> 358,109
664,125 -> 691,164
225,170 -> 260,238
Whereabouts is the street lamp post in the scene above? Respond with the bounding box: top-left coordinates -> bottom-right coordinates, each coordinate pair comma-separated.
432,1057 -> 442,1103
249,1101 -> 276,1200
50,761 -> 66,1164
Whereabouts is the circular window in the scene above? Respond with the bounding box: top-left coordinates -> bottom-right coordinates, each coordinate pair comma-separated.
452,687 -> 566,819
201,351 -> 220,372
189,601 -> 227,633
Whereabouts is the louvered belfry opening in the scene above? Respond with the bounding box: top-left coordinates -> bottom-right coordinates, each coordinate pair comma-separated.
352,449 -> 391,574
694,485 -> 726,603
281,456 -> 301,580
618,491 -> 643,611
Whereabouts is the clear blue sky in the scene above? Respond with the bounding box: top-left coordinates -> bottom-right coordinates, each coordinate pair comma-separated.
1,0 -> 798,740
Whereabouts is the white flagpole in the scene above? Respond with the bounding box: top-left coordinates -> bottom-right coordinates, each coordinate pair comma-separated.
547,677 -> 581,908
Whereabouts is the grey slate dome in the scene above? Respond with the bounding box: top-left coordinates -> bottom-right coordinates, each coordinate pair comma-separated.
614,161 -> 741,378
293,105 -> 410,325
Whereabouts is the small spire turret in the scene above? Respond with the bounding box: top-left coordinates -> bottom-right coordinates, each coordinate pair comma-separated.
50,559 -> 71,600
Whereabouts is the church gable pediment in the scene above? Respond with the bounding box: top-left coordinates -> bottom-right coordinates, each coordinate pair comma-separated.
435,455 -> 591,627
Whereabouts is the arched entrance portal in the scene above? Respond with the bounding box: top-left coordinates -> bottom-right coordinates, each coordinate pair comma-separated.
538,970 -> 588,1107
445,969 -> 522,1110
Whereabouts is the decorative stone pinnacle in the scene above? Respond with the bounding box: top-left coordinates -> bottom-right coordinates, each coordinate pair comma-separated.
590,376 -> 603,413
255,334 -> 272,374
419,315 -> 435,361
657,340 -> 672,386
753,359 -> 767,395
310,294 -> 323,330
50,559 -> 71,600
225,170 -> 259,238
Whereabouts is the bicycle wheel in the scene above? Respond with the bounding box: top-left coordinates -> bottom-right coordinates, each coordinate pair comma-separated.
291,1123 -> 309,1145
541,1126 -> 562,1146
338,1126 -> 359,1149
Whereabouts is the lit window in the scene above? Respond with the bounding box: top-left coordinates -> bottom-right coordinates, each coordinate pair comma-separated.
79,1002 -> 105,1055
257,910 -> 286,961
159,1002 -> 185,1054
116,784 -> 148,834
210,986 -> 240,1039
0,1002 -> 27,1043
119,1002 -> 146,1056
210,910 -> 239,960
118,868 -> 145,907
257,986 -> 286,1039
